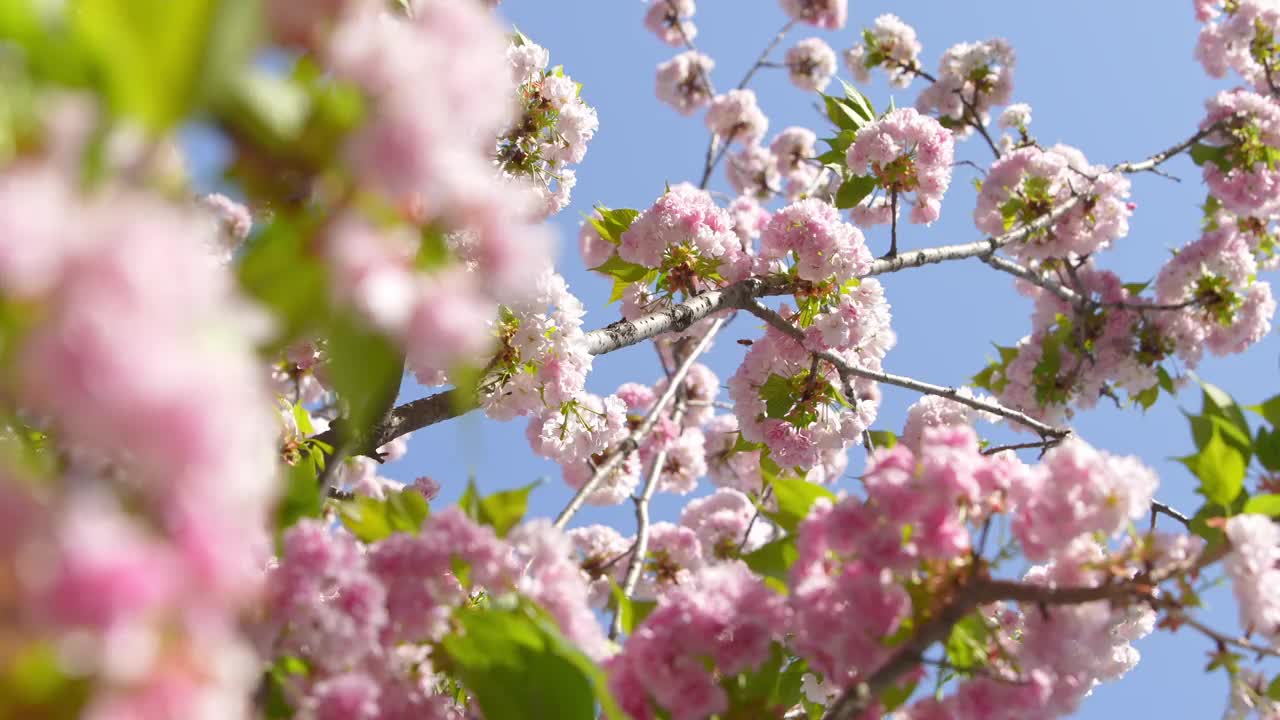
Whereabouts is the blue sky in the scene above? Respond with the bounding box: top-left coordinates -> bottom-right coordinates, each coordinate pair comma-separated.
202,2 -> 1280,716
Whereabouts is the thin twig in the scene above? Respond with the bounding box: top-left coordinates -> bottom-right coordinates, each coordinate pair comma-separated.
737,19 -> 797,91
981,438 -> 1059,456
553,318 -> 724,530
887,190 -> 899,258
1151,500 -> 1192,528
1171,612 -> 1280,659
736,485 -> 774,555
742,300 -> 1069,440
696,18 -> 797,189
609,403 -> 687,639
822,550 -> 1216,720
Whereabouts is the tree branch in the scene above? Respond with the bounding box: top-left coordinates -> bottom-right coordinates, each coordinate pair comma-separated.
822,551 -> 1212,720
553,317 -> 723,530
313,126 -> 1210,455
610,400 -> 688,639
740,300 -> 1069,440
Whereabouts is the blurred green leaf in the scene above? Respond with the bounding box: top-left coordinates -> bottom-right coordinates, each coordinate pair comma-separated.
441,600 -> 624,720
236,214 -> 329,343
1257,426 -> 1280,471
608,580 -> 656,636
866,429 -> 897,450
945,614 -> 990,673
457,478 -> 538,537
764,476 -> 835,534
742,536 -> 796,591
1247,392 -> 1280,429
1179,426 -> 1246,508
1243,493 -> 1280,517
275,453 -> 325,536
73,0 -> 259,131
325,311 -> 403,447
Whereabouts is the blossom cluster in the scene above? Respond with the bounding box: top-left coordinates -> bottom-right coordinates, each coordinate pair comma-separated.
1194,0 -> 1280,93
259,511 -> 607,716
784,38 -> 839,93
645,0 -> 697,47
778,0 -> 848,30
847,107 -> 955,225
606,563 -> 789,720
1199,88 -> 1280,218
1223,514 -> 1280,645
844,14 -> 923,88
974,143 -> 1133,262
499,35 -> 600,217
0,162 -> 278,716
656,50 -> 717,115
916,38 -> 1016,132
281,1 -> 560,384
620,183 -> 753,292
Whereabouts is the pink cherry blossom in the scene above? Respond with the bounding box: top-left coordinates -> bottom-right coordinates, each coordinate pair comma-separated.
847,107 -> 955,225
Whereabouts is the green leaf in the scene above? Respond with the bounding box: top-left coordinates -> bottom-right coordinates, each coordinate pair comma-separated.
441,600 -> 624,720
1189,143 -> 1232,172
275,455 -> 325,536
416,227 -> 451,270
944,614 -> 990,673
338,495 -> 394,543
1200,382 -> 1253,444
590,254 -> 652,283
840,79 -> 875,121
291,403 -> 314,436
866,430 -> 898,450
73,0 -> 258,132
1257,426 -> 1280,471
1267,674 -> 1280,701
760,373 -> 796,420
1243,494 -> 1280,517
385,488 -> 430,531
222,68 -> 310,141
1122,280 -> 1152,296
325,312 -> 403,448
236,214 -> 329,344
879,678 -> 918,712
457,479 -> 538,537
1247,392 -> 1280,429
821,128 -> 859,154
588,207 -> 640,245
261,656 -> 309,720
834,174 -> 877,209
765,477 -> 836,533
0,641 -> 92,719
823,94 -> 866,132
743,536 -> 797,589
1187,412 -> 1252,456
606,277 -> 631,304
1178,426 -> 1246,508
608,581 -> 656,636
336,488 -> 427,543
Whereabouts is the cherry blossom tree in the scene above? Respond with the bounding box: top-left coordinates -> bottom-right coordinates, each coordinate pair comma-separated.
0,1 -> 1278,719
